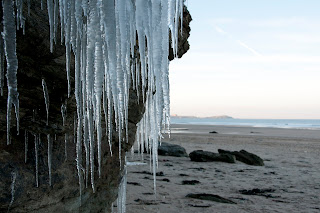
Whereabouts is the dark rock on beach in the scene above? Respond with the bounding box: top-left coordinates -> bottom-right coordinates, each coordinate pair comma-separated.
132,171 -> 165,176
239,188 -> 276,198
186,193 -> 236,204
127,182 -> 142,186
158,142 -> 188,157
182,180 -> 200,185
159,178 -> 170,182
188,204 -> 211,208
218,149 -> 264,166
189,150 -> 236,163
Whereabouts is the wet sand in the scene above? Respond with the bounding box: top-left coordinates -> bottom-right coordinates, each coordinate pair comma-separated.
124,124 -> 320,213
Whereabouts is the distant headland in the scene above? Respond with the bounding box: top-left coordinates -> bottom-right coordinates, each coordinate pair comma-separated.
171,114 -> 234,119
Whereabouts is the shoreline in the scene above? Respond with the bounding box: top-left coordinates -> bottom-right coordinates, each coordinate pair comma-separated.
170,118 -> 320,131
168,124 -> 320,139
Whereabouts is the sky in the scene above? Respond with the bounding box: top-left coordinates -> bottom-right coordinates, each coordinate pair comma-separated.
169,0 -> 320,119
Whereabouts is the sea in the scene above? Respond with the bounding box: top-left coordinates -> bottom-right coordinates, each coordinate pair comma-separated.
170,117 -> 320,130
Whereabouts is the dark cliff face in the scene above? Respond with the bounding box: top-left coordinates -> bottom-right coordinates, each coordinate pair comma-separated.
0,1 -> 191,212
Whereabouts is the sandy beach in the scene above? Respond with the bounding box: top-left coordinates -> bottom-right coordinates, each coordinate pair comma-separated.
124,124 -> 320,213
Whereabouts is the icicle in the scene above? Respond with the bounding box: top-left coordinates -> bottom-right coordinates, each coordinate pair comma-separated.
0,35 -> 4,96
66,45 -> 71,98
73,113 -> 76,144
69,0 -> 76,50
83,116 -> 89,188
27,0 -> 31,16
25,130 -> 28,163
16,0 -> 24,31
88,107 -> 95,192
47,0 -> 54,52
34,134 -> 39,187
76,117 -> 83,198
8,170 -> 17,212
64,0 -> 72,97
103,75 -> 112,156
42,79 -> 50,125
3,0 -> 20,144
74,14 -> 83,197
101,0 -> 119,148
47,134 -> 52,186
117,156 -> 127,213
94,31 -> 104,178
53,0 -> 59,44
58,0 -> 64,43
61,103 -> 67,126
111,202 -> 114,213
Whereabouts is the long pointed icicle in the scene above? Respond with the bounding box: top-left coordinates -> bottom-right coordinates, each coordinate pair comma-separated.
0,31 -> 4,96
47,0 -> 54,52
47,134 -> 52,186
94,31 -> 104,178
74,22 -> 83,197
3,0 -> 20,144
42,79 -> 50,125
34,134 -> 39,187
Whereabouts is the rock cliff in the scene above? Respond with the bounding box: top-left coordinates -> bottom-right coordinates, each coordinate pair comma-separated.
0,1 -> 191,212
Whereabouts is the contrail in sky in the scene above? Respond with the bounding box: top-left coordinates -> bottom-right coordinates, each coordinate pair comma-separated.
214,26 -> 263,57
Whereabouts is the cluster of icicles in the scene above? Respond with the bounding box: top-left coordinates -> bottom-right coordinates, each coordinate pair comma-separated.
1,0 -> 183,209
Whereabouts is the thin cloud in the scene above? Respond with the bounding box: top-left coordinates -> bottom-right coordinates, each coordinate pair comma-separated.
214,25 -> 262,57
236,40 -> 262,57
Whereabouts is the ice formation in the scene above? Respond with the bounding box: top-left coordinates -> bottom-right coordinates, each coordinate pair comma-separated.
1,0 -> 184,210
47,134 -> 52,186
117,157 -> 127,213
2,0 -> 20,145
34,134 -> 39,187
42,79 -> 50,125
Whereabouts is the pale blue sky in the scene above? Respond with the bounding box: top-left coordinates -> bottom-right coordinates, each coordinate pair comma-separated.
170,0 -> 320,119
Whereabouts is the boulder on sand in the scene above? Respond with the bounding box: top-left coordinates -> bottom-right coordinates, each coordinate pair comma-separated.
218,149 -> 264,166
158,142 -> 188,157
189,150 -> 236,163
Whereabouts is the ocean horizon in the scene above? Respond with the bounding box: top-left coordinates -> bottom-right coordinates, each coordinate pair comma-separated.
170,117 -> 320,130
